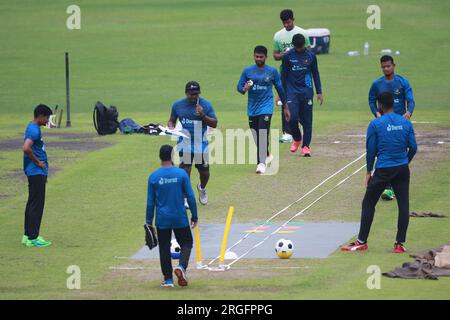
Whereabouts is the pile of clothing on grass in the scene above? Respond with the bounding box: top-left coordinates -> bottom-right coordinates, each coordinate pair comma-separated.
383,243 -> 450,280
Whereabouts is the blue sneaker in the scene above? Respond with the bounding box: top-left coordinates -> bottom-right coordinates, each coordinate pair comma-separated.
174,265 -> 188,287
161,279 -> 174,287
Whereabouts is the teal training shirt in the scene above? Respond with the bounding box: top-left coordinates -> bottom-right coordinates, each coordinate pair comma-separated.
23,122 -> 48,176
146,166 -> 198,229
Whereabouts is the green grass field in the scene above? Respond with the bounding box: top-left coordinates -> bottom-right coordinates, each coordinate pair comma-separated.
0,0 -> 449,299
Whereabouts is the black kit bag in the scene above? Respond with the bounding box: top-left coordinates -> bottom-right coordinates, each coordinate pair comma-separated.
93,101 -> 119,135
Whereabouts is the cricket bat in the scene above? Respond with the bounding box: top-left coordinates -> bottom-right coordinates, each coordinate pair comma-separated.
57,109 -> 63,128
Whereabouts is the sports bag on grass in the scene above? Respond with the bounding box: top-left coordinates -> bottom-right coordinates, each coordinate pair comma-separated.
93,101 -> 119,135
119,118 -> 144,134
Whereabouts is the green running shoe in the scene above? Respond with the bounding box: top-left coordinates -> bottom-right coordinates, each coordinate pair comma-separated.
27,236 -> 52,247
381,188 -> 395,201
21,235 -> 28,245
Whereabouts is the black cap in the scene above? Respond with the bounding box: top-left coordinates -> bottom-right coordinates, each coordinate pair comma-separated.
159,144 -> 173,162
185,81 -> 201,94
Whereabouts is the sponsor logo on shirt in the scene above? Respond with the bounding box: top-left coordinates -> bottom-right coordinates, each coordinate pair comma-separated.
251,84 -> 269,91
181,118 -> 200,125
264,76 -> 271,83
292,65 -> 307,71
387,124 -> 403,132
159,177 -> 178,185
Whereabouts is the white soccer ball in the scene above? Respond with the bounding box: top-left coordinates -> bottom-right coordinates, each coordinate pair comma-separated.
275,238 -> 294,259
170,239 -> 181,259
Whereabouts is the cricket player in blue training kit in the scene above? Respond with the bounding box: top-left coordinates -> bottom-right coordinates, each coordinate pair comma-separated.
281,33 -> 323,157
146,145 -> 198,287
341,92 -> 417,254
168,81 -> 218,207
237,45 -> 290,174
369,55 -> 416,200
22,104 -> 54,248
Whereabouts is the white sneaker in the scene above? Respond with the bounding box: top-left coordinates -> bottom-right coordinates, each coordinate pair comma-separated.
197,183 -> 208,205
265,153 -> 274,166
279,133 -> 293,143
184,198 -> 190,209
256,163 -> 266,174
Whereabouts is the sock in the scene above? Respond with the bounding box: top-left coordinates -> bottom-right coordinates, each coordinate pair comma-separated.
356,239 -> 366,244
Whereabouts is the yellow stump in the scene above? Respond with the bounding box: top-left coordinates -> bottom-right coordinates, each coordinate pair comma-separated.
194,224 -> 203,265
220,206 -> 235,263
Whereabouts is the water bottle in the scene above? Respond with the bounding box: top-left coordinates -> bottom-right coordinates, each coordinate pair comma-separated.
347,51 -> 360,57
364,41 -> 369,56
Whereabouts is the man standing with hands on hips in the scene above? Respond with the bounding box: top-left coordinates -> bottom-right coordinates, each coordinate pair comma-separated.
168,81 -> 217,207
281,33 -> 323,157
22,104 -> 54,247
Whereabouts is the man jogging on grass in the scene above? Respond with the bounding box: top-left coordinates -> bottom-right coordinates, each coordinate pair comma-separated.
168,81 -> 217,207
146,145 -> 198,287
237,45 -> 290,174
341,92 -> 417,254
281,33 -> 323,157
273,9 -> 311,143
22,104 -> 53,247
369,55 -> 416,201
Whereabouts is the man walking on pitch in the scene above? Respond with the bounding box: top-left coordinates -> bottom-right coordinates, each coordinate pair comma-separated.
146,145 -> 198,287
273,9 -> 310,143
281,33 -> 323,157
341,92 -> 417,253
369,55 -> 416,200
22,104 -> 53,247
168,81 -> 217,206
237,45 -> 290,174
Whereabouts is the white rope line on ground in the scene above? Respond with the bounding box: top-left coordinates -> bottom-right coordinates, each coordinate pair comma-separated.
206,152 -> 366,266
226,163 -> 367,268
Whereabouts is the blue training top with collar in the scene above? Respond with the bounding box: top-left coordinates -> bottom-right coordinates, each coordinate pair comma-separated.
280,49 -> 322,99
237,64 -> 286,116
23,122 -> 48,176
170,97 -> 216,154
368,74 -> 415,116
146,166 -> 198,229
366,113 -> 417,172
